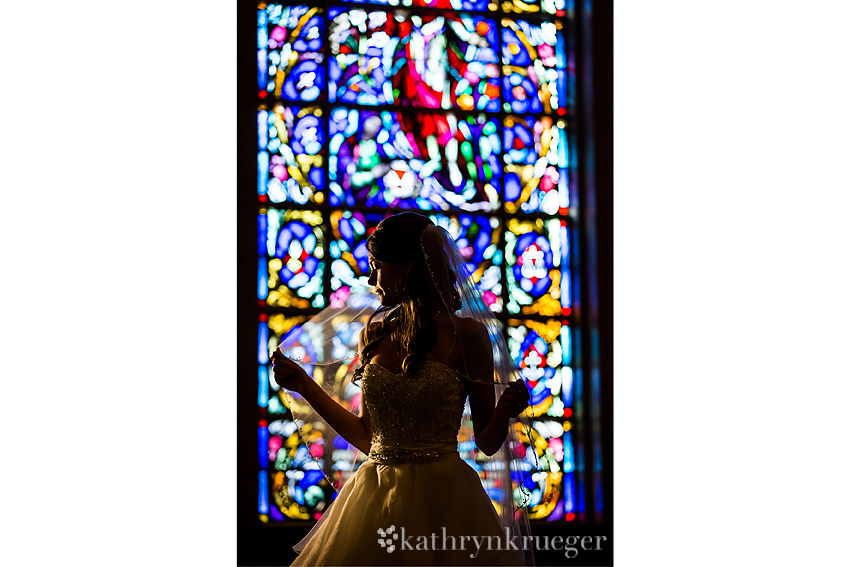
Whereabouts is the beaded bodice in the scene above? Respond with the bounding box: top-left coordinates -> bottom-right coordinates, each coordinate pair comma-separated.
361,361 -> 467,450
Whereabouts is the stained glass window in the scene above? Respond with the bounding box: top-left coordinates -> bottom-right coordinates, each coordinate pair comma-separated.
255,0 -> 583,524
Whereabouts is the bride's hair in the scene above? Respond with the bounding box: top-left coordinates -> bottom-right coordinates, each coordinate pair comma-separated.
353,212 -> 462,382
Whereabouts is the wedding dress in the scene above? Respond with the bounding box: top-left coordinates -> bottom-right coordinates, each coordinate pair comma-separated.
290,359 -> 526,566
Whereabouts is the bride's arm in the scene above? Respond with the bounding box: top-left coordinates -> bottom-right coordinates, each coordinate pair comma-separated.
271,332 -> 372,454
463,320 -> 530,456
462,320 -> 509,457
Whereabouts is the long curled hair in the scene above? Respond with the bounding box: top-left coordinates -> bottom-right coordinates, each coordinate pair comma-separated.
353,212 -> 462,382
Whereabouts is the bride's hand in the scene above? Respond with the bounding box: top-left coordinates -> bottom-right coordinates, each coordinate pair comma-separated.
494,380 -> 531,420
271,348 -> 310,394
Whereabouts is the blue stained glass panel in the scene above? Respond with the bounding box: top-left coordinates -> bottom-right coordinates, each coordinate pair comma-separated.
260,5 -> 325,101
504,116 -> 570,215
563,471 -> 575,514
259,471 -> 269,514
502,19 -> 566,113
258,258 -> 269,300
505,218 -> 569,315
258,366 -> 269,408
258,322 -> 269,364
507,319 -> 567,417
259,425 -> 269,468
259,105 -> 325,204
258,209 -> 325,308
562,430 -> 575,473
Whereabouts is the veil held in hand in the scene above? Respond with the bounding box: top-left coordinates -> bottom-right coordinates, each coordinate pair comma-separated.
278,220 -> 538,566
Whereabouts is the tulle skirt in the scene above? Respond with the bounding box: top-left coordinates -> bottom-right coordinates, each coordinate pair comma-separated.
291,454 -> 526,566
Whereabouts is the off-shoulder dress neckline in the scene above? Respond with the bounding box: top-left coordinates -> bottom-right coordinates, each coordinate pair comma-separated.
364,360 -> 471,382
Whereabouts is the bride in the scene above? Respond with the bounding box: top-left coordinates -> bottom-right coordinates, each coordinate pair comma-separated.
273,212 -> 533,566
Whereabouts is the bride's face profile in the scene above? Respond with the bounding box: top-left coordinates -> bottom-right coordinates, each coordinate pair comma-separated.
367,256 -> 411,307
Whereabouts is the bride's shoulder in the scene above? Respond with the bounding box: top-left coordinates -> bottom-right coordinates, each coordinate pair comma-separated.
453,317 -> 492,371
454,316 -> 488,343
434,315 -> 485,343
455,315 -> 484,329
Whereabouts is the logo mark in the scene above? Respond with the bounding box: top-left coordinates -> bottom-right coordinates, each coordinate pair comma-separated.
377,525 -> 399,553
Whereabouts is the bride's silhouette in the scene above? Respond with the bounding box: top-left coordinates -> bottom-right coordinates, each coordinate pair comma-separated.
273,212 -> 533,565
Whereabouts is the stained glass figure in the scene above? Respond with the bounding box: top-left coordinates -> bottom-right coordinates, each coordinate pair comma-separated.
329,109 -> 501,211
329,10 -> 501,111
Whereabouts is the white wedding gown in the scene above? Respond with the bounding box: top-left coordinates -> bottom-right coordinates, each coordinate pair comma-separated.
290,360 -> 526,566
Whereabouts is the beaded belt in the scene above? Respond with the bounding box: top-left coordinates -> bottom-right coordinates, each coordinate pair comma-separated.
368,445 -> 459,464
